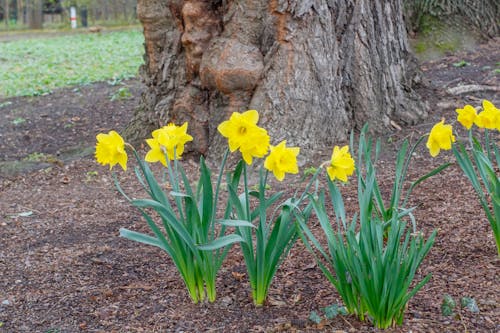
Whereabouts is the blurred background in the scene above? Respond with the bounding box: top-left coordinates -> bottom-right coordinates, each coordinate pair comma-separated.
0,0 -> 137,30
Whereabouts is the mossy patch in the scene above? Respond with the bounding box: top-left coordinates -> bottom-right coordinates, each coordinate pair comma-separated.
410,14 -> 482,61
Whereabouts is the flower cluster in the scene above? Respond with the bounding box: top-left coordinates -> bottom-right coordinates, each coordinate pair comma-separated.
145,123 -> 193,166
217,110 -> 301,181
95,123 -> 193,171
427,99 -> 500,157
95,110 -> 357,184
435,99 -> 500,257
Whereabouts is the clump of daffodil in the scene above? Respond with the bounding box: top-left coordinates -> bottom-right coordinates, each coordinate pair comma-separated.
474,100 -> 500,130
97,121 -> 241,304
325,145 -> 355,182
456,104 -> 477,130
453,100 -> 500,256
209,109 -> 313,306
95,130 -> 128,171
426,119 -> 455,157
217,110 -> 270,164
145,122 -> 193,165
264,140 -> 300,181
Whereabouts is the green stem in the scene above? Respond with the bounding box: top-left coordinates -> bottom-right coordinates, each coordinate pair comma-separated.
212,149 -> 230,239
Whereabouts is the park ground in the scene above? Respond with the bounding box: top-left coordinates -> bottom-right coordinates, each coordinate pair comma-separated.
0,37 -> 499,332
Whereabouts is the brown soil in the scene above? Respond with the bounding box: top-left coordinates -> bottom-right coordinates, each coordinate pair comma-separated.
0,39 -> 499,333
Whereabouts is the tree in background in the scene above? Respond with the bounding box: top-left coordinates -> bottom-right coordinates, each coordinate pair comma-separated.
0,0 -> 137,28
61,0 -> 137,24
404,0 -> 499,37
25,0 -> 43,29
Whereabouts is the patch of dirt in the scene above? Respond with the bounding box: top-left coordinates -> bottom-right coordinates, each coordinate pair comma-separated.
0,80 -> 142,175
0,39 -> 499,332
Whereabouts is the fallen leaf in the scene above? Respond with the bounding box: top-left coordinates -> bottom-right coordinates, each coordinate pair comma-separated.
268,296 -> 287,306
9,211 -> 33,218
231,271 -> 246,281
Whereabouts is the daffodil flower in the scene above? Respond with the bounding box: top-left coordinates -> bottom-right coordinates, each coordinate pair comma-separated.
426,119 -> 455,157
326,145 -> 355,182
238,128 -> 270,165
482,100 -> 500,131
95,130 -> 128,171
264,140 -> 300,181
474,100 -> 500,130
144,135 -> 168,166
145,122 -> 193,164
217,110 -> 262,152
218,110 -> 270,165
456,104 -> 477,130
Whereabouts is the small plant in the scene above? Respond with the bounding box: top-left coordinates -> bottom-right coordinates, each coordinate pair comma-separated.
23,152 -> 48,162
441,294 -> 456,316
85,170 -> 99,182
297,126 -> 444,329
308,304 -> 348,324
12,117 -> 26,125
452,60 -> 470,68
110,86 -> 132,101
441,294 -> 479,316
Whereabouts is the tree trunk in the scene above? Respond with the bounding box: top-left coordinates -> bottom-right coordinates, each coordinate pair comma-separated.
127,0 -> 428,160
17,0 -> 23,24
5,0 -> 9,28
26,0 -> 42,29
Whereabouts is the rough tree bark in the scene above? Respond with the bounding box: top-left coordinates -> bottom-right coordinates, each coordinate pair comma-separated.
126,0 -> 427,159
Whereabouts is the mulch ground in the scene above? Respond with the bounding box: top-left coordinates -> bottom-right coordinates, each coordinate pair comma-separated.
0,39 -> 499,332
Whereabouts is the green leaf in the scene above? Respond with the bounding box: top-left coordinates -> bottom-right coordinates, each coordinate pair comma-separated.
217,219 -> 256,228
119,228 -> 166,250
441,294 -> 456,316
308,310 -> 322,324
460,297 -> 479,313
170,191 -> 189,198
197,234 -> 246,251
322,304 -> 347,319
453,60 -> 470,67
338,306 -> 348,315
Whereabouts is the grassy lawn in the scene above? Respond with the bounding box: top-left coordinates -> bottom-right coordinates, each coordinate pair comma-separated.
0,29 -> 144,98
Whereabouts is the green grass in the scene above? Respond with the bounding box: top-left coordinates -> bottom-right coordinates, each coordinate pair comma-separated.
0,29 -> 144,98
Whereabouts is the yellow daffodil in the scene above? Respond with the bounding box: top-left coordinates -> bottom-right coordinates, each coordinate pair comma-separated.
95,130 -> 128,171
144,135 -> 168,166
145,122 -> 193,164
326,145 -> 355,182
264,140 -> 300,181
482,100 -> 500,131
426,119 -> 455,157
474,100 -> 500,130
238,128 -> 270,165
218,110 -> 270,164
456,104 -> 477,130
217,110 -> 262,152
